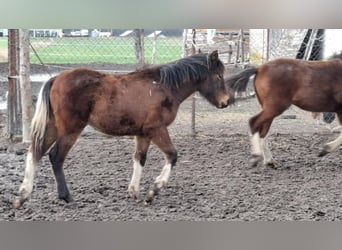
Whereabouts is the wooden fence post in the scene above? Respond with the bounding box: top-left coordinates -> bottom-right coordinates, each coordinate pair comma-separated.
240,29 -> 245,64
265,29 -> 270,62
7,29 -> 21,140
191,29 -> 196,137
134,29 -> 144,68
19,29 -> 33,143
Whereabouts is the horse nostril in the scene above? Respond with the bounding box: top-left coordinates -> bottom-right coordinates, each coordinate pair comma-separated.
220,99 -> 229,108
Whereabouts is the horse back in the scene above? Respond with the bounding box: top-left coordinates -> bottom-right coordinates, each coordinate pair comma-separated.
256,58 -> 342,111
49,68 -> 178,136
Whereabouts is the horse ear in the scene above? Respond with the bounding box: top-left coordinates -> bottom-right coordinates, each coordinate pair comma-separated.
209,50 -> 219,63
208,50 -> 219,69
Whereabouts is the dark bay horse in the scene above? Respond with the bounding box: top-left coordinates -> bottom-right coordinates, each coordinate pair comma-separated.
226,52 -> 342,168
13,51 -> 233,208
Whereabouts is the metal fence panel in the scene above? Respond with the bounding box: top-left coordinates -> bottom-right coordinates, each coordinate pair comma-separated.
1,29 -> 342,138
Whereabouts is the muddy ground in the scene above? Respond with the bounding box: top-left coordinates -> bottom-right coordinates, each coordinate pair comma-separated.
0,63 -> 342,221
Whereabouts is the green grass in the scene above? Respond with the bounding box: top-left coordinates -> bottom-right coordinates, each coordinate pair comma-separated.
0,37 -> 8,62
0,36 -> 184,64
28,37 -> 183,64
0,38 -> 7,49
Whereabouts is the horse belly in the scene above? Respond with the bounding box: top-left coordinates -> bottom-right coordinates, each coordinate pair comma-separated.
88,112 -> 143,136
293,97 -> 337,112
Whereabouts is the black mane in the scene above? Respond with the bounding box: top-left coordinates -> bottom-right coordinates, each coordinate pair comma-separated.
157,53 -> 224,89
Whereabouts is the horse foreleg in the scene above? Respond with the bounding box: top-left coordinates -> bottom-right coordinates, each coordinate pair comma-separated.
128,136 -> 151,200
145,128 -> 177,203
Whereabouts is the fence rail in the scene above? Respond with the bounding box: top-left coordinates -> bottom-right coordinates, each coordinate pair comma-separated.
1,29 -> 341,139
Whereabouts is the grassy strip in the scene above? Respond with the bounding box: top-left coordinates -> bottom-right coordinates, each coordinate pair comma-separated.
28,37 -> 183,64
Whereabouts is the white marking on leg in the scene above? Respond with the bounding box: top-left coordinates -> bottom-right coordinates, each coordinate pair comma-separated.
154,163 -> 172,189
251,132 -> 262,156
19,151 -> 37,199
263,138 -> 274,165
128,160 -> 142,196
325,131 -> 342,152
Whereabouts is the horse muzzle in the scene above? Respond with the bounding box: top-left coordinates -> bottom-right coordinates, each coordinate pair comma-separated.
217,95 -> 235,108
217,98 -> 229,108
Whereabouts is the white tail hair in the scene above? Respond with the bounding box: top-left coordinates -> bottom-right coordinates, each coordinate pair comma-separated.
30,77 -> 54,162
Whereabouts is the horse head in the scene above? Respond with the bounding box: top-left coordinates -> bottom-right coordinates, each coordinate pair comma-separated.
197,50 -> 231,108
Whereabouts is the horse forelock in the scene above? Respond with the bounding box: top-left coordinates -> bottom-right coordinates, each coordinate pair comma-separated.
158,53 -> 224,89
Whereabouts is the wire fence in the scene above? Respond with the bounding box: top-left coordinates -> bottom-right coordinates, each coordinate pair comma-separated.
1,29 -> 339,67
1,29 -> 341,138
29,35 -> 183,65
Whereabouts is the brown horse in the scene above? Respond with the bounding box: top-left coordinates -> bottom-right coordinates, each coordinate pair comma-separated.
13,51 -> 234,208
226,52 -> 342,168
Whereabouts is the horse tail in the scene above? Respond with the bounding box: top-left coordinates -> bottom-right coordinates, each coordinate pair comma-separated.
225,66 -> 258,93
30,76 -> 55,162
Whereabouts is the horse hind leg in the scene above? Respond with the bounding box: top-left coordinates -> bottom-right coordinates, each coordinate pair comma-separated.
249,129 -> 275,168
48,132 -> 82,204
318,112 -> 342,156
249,109 -> 284,168
13,121 -> 57,209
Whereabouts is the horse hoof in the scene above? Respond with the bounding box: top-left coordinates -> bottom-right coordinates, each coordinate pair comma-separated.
64,201 -> 78,209
13,198 -> 25,209
128,187 -> 140,201
264,161 -> 277,169
318,150 -> 328,157
128,194 -> 141,203
131,195 -> 141,202
145,190 -> 156,204
249,155 -> 262,167
318,144 -> 332,157
146,190 -> 154,200
59,194 -> 74,204
144,199 -> 153,205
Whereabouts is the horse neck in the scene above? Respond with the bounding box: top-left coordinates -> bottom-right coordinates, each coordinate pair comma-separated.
169,80 -> 198,104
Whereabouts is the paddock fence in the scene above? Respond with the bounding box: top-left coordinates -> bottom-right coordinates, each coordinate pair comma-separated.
0,29 -> 341,139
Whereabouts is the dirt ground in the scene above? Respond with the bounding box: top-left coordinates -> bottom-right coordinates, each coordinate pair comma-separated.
0,63 -> 342,221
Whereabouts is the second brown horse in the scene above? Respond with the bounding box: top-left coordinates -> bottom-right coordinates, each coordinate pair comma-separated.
226,52 -> 342,168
